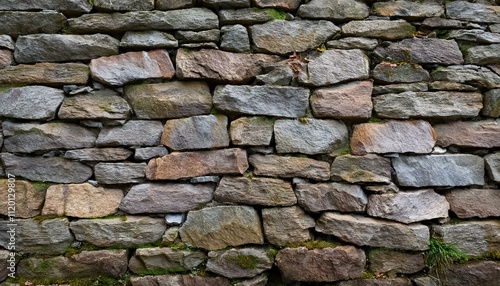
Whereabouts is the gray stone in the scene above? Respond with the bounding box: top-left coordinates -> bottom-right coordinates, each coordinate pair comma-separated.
64,148 -> 132,161
372,1 -> 443,18
367,190 -> 449,224
330,154 -> 392,184
179,206 -> 264,250
0,86 -> 64,121
0,250 -> 8,281
165,215 -> 186,226
364,183 -> 400,194
434,120 -> 500,148
491,24 -> 500,33
373,82 -> 428,95
70,216 -> 166,247
483,89 -> 500,117
368,249 -> 425,275
262,206 -> 315,246
0,180 -> 46,218
1,153 -> 93,183
94,162 -> 146,184
428,81 -> 478,92
58,89 -> 131,120
175,29 -> 220,43
156,0 -> 194,10
466,44 -> 500,65
214,85 -> 309,117
446,189 -> 500,219
255,61 -> 295,85
207,247 -> 273,278
413,276 -> 439,286
0,11 -> 66,36
422,17 -> 462,29
327,37 -> 379,50
134,146 -> 168,160
201,0 -> 250,8
393,154 -> 485,187
449,29 -> 500,44
230,117 -> 274,146
161,115 -> 229,150
94,0 -> 154,11
180,42 -> 218,49
253,0 -> 301,11
485,153 -> 500,182
14,34 -> 119,64
373,91 -> 483,119
0,63 -> 89,86
316,213 -> 430,251
221,25 -> 251,52
68,8 -> 219,33
0,0 -> 92,14
129,248 -> 205,275
218,8 -> 272,25
233,274 -> 268,286
0,218 -> 73,255
2,121 -> 97,153
249,154 -> 330,181
96,120 -> 163,147
297,0 -> 369,21
120,183 -> 215,214
431,65 -> 500,89
251,20 -> 339,55
190,176 -> 220,184
0,35 -> 14,50
131,275 -> 230,286
341,20 -> 415,40
275,119 -> 348,155
373,62 -> 430,84
298,49 -> 370,87
375,38 -> 463,65
120,30 -> 178,49
215,176 -> 296,206
295,182 -> 367,213
338,278 -> 413,286
441,261 -> 500,286
446,1 -> 500,23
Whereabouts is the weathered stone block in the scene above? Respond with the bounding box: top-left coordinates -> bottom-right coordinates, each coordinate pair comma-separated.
342,20 -> 415,40
175,29 -> 220,43
94,162 -> 146,184
58,89 -> 131,120
0,180 -> 45,218
96,120 -> 163,147
253,0 -> 301,11
131,275 -> 230,286
295,182 -> 367,213
338,278 -> 413,286
221,24 -> 251,53
446,1 -> 500,23
156,0 -> 194,10
434,120 -> 500,148
129,248 -> 205,275
373,62 -> 430,84
0,63 -> 89,86
250,154 -> 330,181
218,8 -> 272,25
120,30 -> 178,49
431,65 -> 500,89
0,11 -> 66,36
485,153 -> 500,182
64,148 -> 132,162
372,1 -> 443,18
207,247 -> 273,278
230,117 -> 274,146
368,249 -> 425,275
483,89 -> 500,117
0,86 -> 64,121
262,206 -> 315,246
0,0 -> 92,14
134,146 -> 168,160
0,50 -> 13,69
0,35 -> 14,50
449,29 -> 500,44
327,37 -> 379,50
466,44 -> 500,65
331,154 -> 392,184
440,261 -> 500,286
446,189 -> 500,219
297,0 -> 369,20
94,0 -> 154,11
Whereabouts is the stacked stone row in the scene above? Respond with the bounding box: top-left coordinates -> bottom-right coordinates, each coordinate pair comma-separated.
0,0 -> 500,285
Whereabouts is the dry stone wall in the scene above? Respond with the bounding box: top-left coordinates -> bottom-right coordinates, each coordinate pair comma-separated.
0,0 -> 500,285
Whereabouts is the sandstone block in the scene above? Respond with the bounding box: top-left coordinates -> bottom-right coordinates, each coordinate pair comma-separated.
96,120 -> 163,147
330,154 -> 392,184
64,148 -> 132,162
440,261 -> 500,286
0,50 -> 13,69
295,182 -> 367,213
250,154 -> 330,181
446,189 -> 500,218
297,0 -> 369,20
58,89 -> 131,120
434,120 -> 500,148
342,20 -> 415,40
0,63 -> 89,86
230,117 -> 274,146
207,247 -> 273,278
94,162 -> 146,184
129,247 -> 205,275
0,86 -> 64,121
253,0 -> 301,11
0,179 -> 45,218
368,249 -> 425,275
372,1 -> 443,18
262,206 -> 315,246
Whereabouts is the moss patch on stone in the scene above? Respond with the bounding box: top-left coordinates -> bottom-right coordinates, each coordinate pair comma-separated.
286,240 -> 341,250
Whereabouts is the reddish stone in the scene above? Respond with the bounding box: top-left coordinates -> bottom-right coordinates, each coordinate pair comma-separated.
434,120 -> 500,148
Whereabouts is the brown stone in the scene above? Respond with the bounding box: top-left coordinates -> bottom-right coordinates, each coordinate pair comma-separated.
262,206 -> 315,246
441,261 -> 500,286
331,154 -> 392,184
252,0 -> 301,11
131,275 -> 230,286
351,120 -> 436,155
249,154 -> 330,181
146,148 -> 248,180
445,189 -> 500,218
310,80 -> 373,119
64,148 -> 133,162
230,117 -> 274,146
368,249 -> 425,275
338,278 -> 413,286
0,179 -> 45,218
58,89 -> 131,120
295,182 -> 367,213
206,247 -> 273,278
129,247 -> 205,275
0,63 -> 89,86
0,50 -> 13,68
434,120 -> 500,148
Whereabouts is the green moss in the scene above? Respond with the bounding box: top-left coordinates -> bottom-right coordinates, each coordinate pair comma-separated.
210,107 -> 219,115
425,239 -> 468,276
298,117 -> 308,124
232,254 -> 258,269
286,240 -> 341,250
32,215 -> 60,223
368,117 -> 382,123
266,248 -> 278,260
349,170 -> 375,181
0,84 -> 25,93
360,271 -> 375,279
29,181 -> 52,192
480,250 -> 500,260
266,8 -> 287,20
336,146 -> 351,156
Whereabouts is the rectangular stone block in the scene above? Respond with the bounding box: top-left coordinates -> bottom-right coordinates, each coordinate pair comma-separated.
0,0 -> 92,14
0,63 -> 89,86
0,11 -> 66,36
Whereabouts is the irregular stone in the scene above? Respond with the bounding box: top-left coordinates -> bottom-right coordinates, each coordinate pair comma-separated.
94,0 -> 154,11
233,274 -> 268,286
161,115 -> 229,150
175,29 -> 220,43
0,35 -> 14,50
491,24 -> 500,33
441,261 -> 500,286
342,20 -> 415,40
316,213 -> 430,251
230,117 -> 274,146
255,61 -> 295,86
262,206 -> 315,246
295,182 -> 367,213
64,148 -> 132,161
14,34 -> 119,64
214,85 -> 309,117
180,42 -> 218,49
275,119 -> 348,155
131,275 -> 230,286
120,183 -> 214,214
422,17 -> 462,29
327,37 -> 379,50
253,0 -> 301,11
1,153 -> 93,183
431,65 -> 500,89
251,20 -> 339,55
156,0 -> 194,10
373,91 -> 482,119
134,146 -> 168,160
434,120 -> 500,148
485,153 -> 500,182
176,49 -> 279,84
90,50 -> 175,86
373,62 -> 429,84
0,11 -> 66,36
0,63 -> 89,86
120,30 -> 178,49
298,49 -> 370,86
42,183 -> 123,218
310,80 -> 372,119
0,218 -> 73,255
338,278 -> 413,286
58,89 -> 131,120
179,206 -> 263,250
465,44 -> 500,65
393,154 -> 485,187
218,8 -> 272,25
94,162 -> 146,184
2,121 -> 97,153
375,38 -> 463,65
350,120 -> 436,155
221,24 -> 251,52
368,249 -> 425,275
0,0 -> 92,14
446,189 -> 500,219
129,247 -> 205,275
250,154 -> 330,181
413,276 -> 439,286
207,247 -> 273,278
433,221 -> 500,256
0,179 -> 45,218
0,250 -> 8,281
71,216 -> 166,247
276,246 -> 366,282
201,0 -> 250,8
146,149 -> 248,180
331,154 -> 391,184
372,1 -> 444,18
0,86 -> 64,121
373,83 -> 428,95
449,29 -> 500,44
364,182 -> 400,194
68,8 -> 219,33
428,81 -> 477,92
96,120 -> 163,147
297,0 -> 369,20
18,250 -> 127,280
0,50 -> 13,68
446,1 -> 500,23
483,89 -> 500,117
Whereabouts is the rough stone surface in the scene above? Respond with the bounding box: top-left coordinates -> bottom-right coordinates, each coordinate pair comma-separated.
364,182 -> 400,194
373,82 -> 428,95
0,35 -> 14,50
230,117 -> 274,146
466,44 -> 500,65
350,120 -> 436,155
0,179 -> 45,218
175,29 -> 220,43
446,1 -> 500,23
341,20 -> 415,40
120,183 -> 215,214
262,206 -> 315,246
485,153 -> 500,182
96,120 -> 163,147
64,148 -> 132,161
42,183 -> 123,218
0,250 -> 8,281
327,37 -> 379,50
276,246 -> 366,282
156,0 -> 194,10
120,30 -> 178,49
234,274 -> 268,286
368,249 -> 425,275
393,154 -> 485,187
0,11 -> 66,36
221,24 -> 251,52
316,213 -> 430,251
218,8 -> 272,25
179,206 -> 264,250
297,0 -> 369,20
215,176 -> 296,206
449,29 -> 500,44
253,0 -> 301,11
429,81 -> 478,92
330,154 -> 392,184
431,65 -> 500,89
129,247 -> 205,275
0,50 -> 13,69
0,0 -> 92,14
0,63 -> 89,86
275,119 -> 348,155
372,1 -> 443,18
200,0 -> 250,8
58,89 -> 131,120
70,216 -> 166,247
373,62 -> 430,84
94,162 -> 146,184
338,278 -> 413,286
434,120 -> 500,148
483,89 -> 500,117
131,275 -> 230,286
446,189 -> 500,219
295,182 -> 367,213
250,154 -> 330,181
441,261 -> 500,286
134,146 -> 168,160
207,247 -> 273,278
94,0 -> 154,11
146,148 -> 248,180
310,80 -> 373,119
0,85 -> 64,121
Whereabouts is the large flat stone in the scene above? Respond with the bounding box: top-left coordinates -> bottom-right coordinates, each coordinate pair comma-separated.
446,189 -> 500,219
372,62 -> 430,84
0,0 -> 92,14
338,278 -> 413,286
441,261 -> 500,286
120,30 -> 178,49
58,89 -> 131,120
0,179 -> 45,218
431,65 -> 500,89
368,249 -> 425,275
341,20 -> 415,40
249,154 -> 330,181
466,44 -> 500,65
94,162 -> 146,184
207,247 -> 273,279
262,206 -> 315,246
393,154 -> 485,187
96,120 -> 163,147
330,154 -> 392,184
0,11 -> 66,36
434,120 -> 500,148
64,148 -> 132,161
131,275 -> 230,286
129,247 -> 205,275
446,1 -> 500,23
295,182 -> 367,213
175,29 -> 220,43
0,86 -> 64,121
485,153 -> 500,182
94,0 -> 154,11
253,0 -> 301,10
372,1 -> 443,18
0,63 -> 89,86
297,0 -> 369,20
156,0 -> 195,10
449,29 -> 500,44
229,117 -> 274,146
218,8 -> 273,25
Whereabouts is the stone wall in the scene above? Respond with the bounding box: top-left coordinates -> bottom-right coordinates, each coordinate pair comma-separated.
0,0 -> 499,285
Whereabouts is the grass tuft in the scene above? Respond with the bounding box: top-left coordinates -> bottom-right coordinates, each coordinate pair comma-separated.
425,239 -> 468,276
